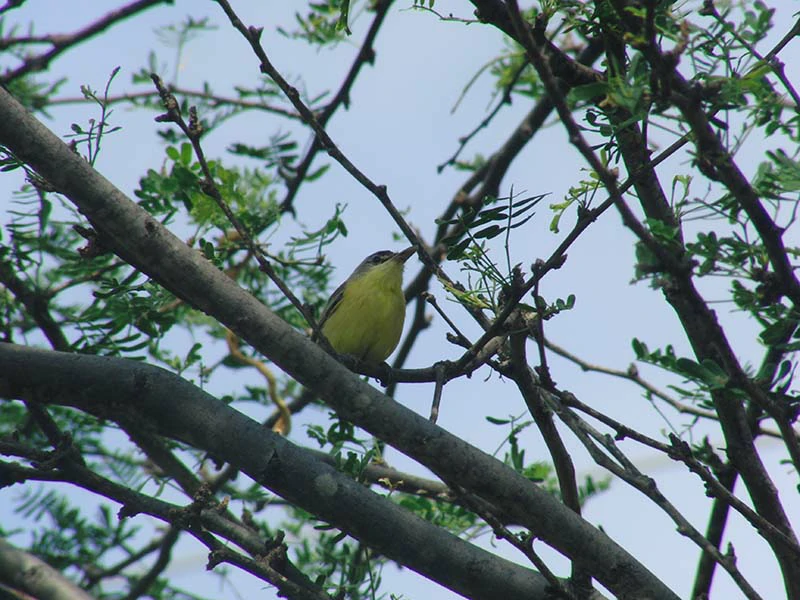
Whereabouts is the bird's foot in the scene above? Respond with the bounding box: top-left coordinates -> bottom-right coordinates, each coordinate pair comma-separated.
374,362 -> 393,387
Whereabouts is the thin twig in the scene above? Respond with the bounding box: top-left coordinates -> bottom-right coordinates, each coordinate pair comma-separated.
0,0 -> 168,84
437,58 -> 529,173
429,363 -> 446,423
453,484 -> 582,600
544,390 -> 765,600
122,527 -> 181,600
543,336 -> 719,422
48,88 -> 302,119
558,392 -> 800,557
699,5 -> 800,109
149,74 -> 318,333
278,0 -> 395,215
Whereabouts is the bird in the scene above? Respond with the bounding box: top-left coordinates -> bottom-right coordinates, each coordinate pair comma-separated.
316,246 -> 415,365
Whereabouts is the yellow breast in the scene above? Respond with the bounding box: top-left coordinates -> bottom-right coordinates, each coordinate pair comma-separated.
321,262 -> 406,364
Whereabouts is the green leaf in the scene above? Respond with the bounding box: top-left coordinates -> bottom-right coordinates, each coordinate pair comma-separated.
473,224 -> 502,239
675,358 -> 707,380
760,320 -> 796,345
306,164 -> 330,182
568,82 -> 608,102
700,359 -> 729,388
336,0 -> 351,34
180,141 -> 193,165
446,238 -> 471,260
632,338 -> 646,359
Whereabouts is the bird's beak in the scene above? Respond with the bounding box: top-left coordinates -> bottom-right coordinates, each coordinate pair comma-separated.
394,246 -> 416,263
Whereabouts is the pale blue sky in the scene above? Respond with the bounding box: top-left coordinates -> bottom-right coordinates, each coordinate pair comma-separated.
2,1 -> 799,598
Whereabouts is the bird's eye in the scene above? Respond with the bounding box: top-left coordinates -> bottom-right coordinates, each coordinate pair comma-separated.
368,252 -> 390,264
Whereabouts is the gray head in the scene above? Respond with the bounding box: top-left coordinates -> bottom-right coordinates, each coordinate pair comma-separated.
349,247 -> 415,278
317,247 -> 415,329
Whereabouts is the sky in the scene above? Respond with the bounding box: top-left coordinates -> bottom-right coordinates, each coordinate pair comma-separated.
1,1 -> 799,599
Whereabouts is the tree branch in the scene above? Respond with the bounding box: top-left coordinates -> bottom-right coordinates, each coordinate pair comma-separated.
0,344 -> 554,600
0,84 -> 679,598
0,457 -> 325,598
278,0 -> 395,215
0,0 -> 169,84
0,537 -> 95,600
0,256 -> 70,351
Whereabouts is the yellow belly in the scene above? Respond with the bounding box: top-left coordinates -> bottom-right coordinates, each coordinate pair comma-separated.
321,280 -> 406,364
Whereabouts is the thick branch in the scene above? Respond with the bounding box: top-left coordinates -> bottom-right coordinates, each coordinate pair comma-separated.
0,81 -> 679,599
0,344 -> 550,600
0,456 -> 325,598
0,538 -> 95,600
0,257 -> 70,351
604,91 -> 800,596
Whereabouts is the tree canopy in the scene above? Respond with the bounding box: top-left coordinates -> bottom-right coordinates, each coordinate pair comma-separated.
1,1 -> 799,599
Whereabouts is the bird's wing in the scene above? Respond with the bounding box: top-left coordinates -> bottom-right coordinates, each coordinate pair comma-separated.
315,279 -> 348,337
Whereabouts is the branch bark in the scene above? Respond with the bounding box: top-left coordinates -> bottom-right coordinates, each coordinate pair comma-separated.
0,342 -> 549,600
0,86 -> 679,599
0,538 -> 95,600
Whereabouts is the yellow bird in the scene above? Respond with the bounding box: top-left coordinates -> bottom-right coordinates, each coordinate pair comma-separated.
317,246 -> 415,364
